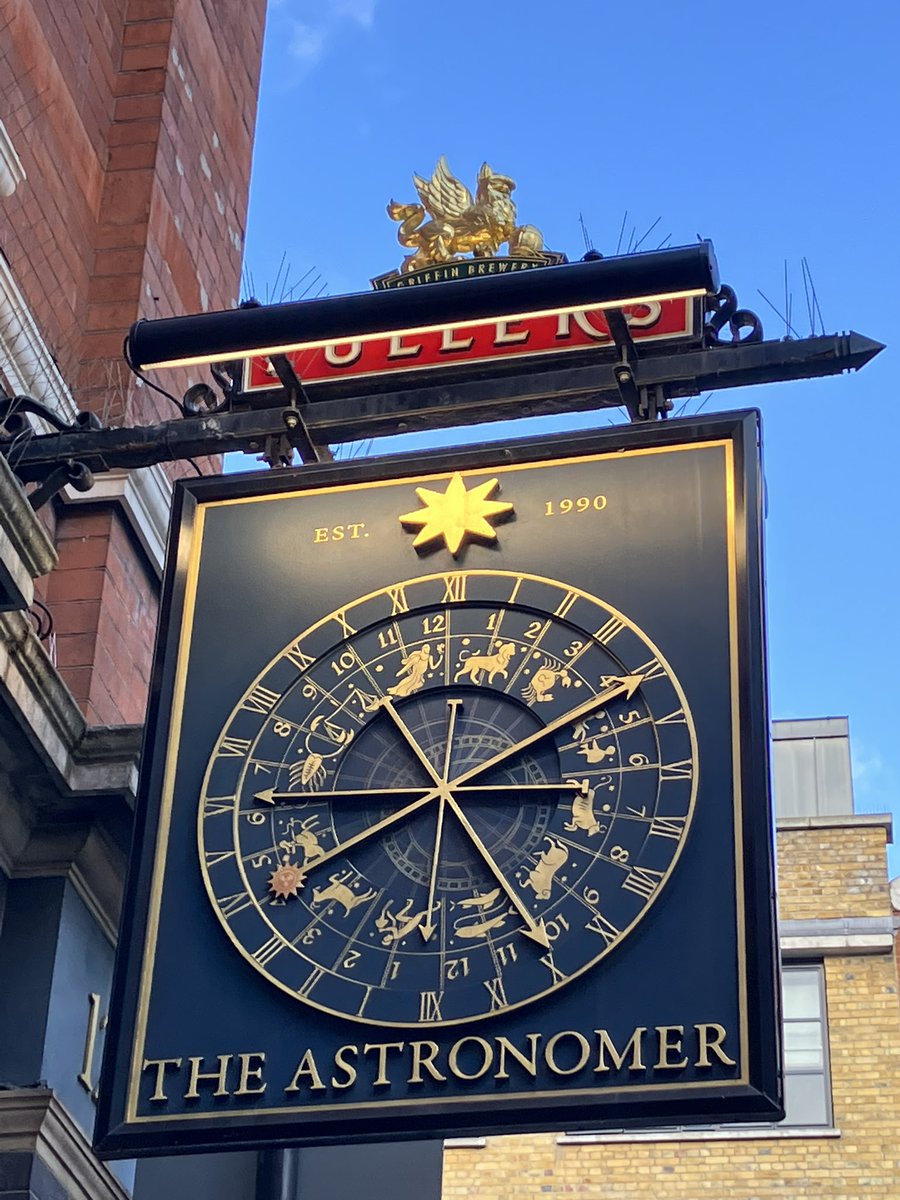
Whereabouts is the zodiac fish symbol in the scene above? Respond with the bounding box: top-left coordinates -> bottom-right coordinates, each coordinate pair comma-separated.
311,871 -> 377,916
278,815 -> 325,866
522,660 -> 572,703
454,642 -> 516,685
563,780 -> 604,837
455,888 -> 501,909
452,889 -> 510,940
518,837 -> 568,900
375,898 -> 438,945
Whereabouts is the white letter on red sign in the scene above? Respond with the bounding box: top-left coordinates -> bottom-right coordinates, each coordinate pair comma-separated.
325,341 -> 363,366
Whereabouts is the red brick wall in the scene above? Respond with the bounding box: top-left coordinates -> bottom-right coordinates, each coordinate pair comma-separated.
1,0 -> 266,724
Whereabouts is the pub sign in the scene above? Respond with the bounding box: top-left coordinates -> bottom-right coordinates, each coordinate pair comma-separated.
95,410 -> 782,1156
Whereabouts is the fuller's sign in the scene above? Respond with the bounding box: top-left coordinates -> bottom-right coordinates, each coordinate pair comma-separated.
242,295 -> 697,393
96,412 -> 782,1158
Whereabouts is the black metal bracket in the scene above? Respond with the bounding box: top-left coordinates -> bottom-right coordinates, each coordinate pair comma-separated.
27,460 -> 94,511
0,320 -> 883,498
704,285 -> 764,345
266,355 -> 330,466
605,306 -> 672,422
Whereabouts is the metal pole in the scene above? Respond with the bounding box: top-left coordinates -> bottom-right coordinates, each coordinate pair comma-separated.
256,1149 -> 298,1200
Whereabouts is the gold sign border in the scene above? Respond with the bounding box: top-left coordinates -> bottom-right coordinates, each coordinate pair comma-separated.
124,438 -> 747,1125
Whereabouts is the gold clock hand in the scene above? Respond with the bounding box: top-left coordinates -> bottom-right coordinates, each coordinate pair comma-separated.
453,782 -> 587,796
379,697 -> 443,786
254,786 -> 432,805
447,674 -> 643,791
421,699 -> 463,942
444,793 -> 551,949
420,797 -> 445,943
288,790 -> 440,885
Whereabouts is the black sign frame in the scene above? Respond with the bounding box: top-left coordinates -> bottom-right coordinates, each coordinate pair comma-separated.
96,411 -> 781,1158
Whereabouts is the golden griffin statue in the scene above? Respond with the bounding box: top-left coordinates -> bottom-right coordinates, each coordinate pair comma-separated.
388,156 -> 547,275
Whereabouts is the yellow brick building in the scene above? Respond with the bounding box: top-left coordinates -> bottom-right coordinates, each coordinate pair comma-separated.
443,718 -> 900,1200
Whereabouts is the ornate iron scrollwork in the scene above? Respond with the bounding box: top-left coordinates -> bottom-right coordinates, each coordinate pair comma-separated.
704,285 -> 764,345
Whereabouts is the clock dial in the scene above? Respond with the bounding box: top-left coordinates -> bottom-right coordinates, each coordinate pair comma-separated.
199,570 -> 697,1027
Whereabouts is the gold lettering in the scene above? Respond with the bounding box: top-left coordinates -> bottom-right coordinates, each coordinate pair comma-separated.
655,1025 -> 689,1069
447,1036 -> 493,1081
495,1034 -> 540,1080
440,327 -> 474,353
331,1044 -> 359,1089
284,1048 -> 326,1092
325,341 -> 362,366
483,976 -> 507,1011
185,1054 -> 232,1099
234,1052 -> 267,1096
388,334 -> 423,359
363,1042 -> 405,1087
347,522 -> 366,539
142,1057 -> 182,1103
314,528 -> 329,543
494,319 -> 529,346
545,1031 -> 591,1076
409,1041 -> 447,1084
419,991 -> 443,1021
695,1023 -> 736,1068
242,684 -> 280,715
594,1027 -> 646,1073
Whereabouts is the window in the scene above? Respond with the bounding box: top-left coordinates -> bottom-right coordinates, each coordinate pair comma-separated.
780,964 -> 831,1127
557,963 -> 833,1143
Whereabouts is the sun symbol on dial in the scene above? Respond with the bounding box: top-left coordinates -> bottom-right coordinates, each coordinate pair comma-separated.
268,861 -> 305,899
399,472 -> 514,556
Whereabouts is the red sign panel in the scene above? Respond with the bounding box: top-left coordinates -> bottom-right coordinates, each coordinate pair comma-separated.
243,296 -> 696,393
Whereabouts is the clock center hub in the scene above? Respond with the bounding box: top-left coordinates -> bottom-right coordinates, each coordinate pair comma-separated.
331,688 -> 558,891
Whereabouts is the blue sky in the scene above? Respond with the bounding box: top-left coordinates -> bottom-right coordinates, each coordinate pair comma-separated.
242,0 -> 900,872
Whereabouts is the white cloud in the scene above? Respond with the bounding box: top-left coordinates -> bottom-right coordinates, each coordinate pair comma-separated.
851,739 -> 898,810
279,1 -> 377,73
288,20 -> 327,69
333,0 -> 376,28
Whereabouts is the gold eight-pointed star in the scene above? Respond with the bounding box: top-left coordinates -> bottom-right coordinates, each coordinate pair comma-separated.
399,472 -> 514,556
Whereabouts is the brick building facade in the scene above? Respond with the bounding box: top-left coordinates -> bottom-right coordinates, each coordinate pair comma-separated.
0,1 -> 265,1197
444,720 -> 900,1199
1,6 -> 897,1199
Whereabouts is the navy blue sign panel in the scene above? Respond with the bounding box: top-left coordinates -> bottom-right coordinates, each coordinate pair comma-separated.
96,412 -> 782,1158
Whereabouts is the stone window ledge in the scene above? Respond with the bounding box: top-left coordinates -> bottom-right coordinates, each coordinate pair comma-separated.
557,1126 -> 841,1145
0,1087 -> 129,1200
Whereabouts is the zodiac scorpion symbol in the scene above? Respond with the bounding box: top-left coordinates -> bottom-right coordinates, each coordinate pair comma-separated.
290,712 -> 354,790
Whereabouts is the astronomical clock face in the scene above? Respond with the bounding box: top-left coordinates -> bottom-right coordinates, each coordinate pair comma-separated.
200,567 -> 697,1026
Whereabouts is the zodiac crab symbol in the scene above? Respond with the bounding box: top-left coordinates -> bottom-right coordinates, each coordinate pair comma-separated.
522,660 -> 572,703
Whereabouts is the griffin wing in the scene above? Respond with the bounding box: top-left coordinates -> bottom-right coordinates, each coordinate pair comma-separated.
413,156 -> 473,220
